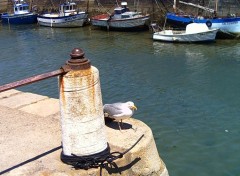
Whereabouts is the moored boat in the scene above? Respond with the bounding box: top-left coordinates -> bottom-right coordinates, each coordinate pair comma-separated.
91,2 -> 150,30
153,23 -> 218,43
1,0 -> 37,25
166,0 -> 240,38
37,1 -> 88,28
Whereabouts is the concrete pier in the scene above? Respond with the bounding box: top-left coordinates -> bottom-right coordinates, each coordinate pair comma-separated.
0,89 -> 169,176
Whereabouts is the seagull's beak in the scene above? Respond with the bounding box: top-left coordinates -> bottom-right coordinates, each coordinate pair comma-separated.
131,105 -> 137,110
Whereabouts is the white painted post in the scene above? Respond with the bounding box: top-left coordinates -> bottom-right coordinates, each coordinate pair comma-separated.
59,48 -> 107,156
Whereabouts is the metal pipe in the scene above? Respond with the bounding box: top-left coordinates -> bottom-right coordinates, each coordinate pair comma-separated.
0,69 -> 66,93
0,47 -> 90,93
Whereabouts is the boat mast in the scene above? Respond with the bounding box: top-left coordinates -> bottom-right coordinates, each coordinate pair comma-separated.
29,0 -> 32,11
133,0 -> 140,11
173,0 -> 179,13
115,0 -> 119,6
86,0 -> 89,13
179,1 -> 215,13
215,0 -> 218,13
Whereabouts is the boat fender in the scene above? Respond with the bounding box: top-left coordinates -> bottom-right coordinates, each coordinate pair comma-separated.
206,21 -> 212,27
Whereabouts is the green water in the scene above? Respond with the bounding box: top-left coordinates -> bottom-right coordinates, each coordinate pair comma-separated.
0,24 -> 240,176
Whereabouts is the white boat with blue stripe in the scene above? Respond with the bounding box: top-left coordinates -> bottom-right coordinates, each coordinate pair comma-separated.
166,1 -> 240,38
167,13 -> 240,38
37,1 -> 88,28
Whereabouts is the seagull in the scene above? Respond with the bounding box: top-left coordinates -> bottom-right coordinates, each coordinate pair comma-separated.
103,101 -> 137,131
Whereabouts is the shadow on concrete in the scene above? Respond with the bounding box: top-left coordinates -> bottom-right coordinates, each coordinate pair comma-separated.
104,157 -> 141,174
105,118 -> 133,130
0,146 -> 62,175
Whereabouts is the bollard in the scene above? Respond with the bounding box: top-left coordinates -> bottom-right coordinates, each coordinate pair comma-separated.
59,48 -> 108,158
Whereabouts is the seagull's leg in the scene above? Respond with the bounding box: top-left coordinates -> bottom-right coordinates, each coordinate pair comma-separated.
118,121 -> 122,131
131,126 -> 137,132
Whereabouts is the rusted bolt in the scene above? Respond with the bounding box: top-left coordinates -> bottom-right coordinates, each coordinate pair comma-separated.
65,48 -> 91,70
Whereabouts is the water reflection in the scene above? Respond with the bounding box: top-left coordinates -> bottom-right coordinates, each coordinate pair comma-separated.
1,26 -> 240,176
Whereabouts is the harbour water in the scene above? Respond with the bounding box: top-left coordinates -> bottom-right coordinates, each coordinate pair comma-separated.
1,24 -> 240,176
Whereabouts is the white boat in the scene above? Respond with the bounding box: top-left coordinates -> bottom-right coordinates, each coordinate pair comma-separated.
166,0 -> 240,38
153,23 -> 218,43
37,1 -> 88,28
91,2 -> 150,30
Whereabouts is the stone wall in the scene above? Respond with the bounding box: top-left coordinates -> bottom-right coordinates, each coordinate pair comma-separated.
0,0 -> 8,12
0,89 -> 169,176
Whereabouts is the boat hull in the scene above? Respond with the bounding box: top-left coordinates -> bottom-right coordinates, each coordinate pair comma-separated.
37,13 -> 88,28
166,13 -> 240,38
153,29 -> 218,43
91,14 -> 150,30
1,13 -> 37,24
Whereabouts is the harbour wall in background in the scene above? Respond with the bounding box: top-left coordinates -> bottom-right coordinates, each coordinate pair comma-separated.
1,0 -> 239,26
0,0 -> 240,25
0,0 -> 170,23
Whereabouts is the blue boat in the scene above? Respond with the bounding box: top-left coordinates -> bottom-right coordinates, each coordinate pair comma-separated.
1,0 -> 37,25
166,1 -> 240,38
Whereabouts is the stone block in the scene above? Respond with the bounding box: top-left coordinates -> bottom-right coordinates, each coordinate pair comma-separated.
0,92 -> 48,109
19,98 -> 60,117
0,89 -> 21,99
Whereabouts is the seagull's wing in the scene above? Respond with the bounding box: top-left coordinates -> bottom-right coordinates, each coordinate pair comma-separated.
103,103 -> 124,117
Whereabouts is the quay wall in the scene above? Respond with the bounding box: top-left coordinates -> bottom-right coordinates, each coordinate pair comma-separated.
0,89 -> 169,176
0,0 -> 8,12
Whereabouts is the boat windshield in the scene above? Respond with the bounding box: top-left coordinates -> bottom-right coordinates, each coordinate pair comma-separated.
121,14 -> 130,18
14,4 -> 29,13
63,4 -> 76,11
115,9 -> 123,14
19,5 -> 29,11
114,8 -> 128,14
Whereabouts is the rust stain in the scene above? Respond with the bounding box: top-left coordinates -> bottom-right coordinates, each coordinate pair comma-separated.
91,68 -> 96,114
60,67 -> 101,118
59,75 -> 66,109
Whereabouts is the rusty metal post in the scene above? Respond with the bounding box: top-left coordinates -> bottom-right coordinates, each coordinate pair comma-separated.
59,48 -> 108,158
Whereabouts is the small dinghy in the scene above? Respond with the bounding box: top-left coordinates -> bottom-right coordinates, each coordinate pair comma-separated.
152,23 -> 219,43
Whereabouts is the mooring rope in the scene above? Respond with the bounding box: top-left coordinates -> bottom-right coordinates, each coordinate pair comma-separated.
61,134 -> 144,176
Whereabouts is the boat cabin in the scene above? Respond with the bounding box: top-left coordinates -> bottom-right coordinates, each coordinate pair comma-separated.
14,0 -> 30,15
113,1 -> 141,19
59,1 -> 77,16
114,2 -> 129,14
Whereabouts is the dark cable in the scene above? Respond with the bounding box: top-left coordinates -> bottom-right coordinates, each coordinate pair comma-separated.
61,134 -> 144,175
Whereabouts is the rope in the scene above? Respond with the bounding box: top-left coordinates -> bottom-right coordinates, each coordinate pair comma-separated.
61,134 -> 144,176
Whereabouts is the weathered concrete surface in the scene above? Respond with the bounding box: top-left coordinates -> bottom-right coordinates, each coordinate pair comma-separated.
0,89 -> 169,176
